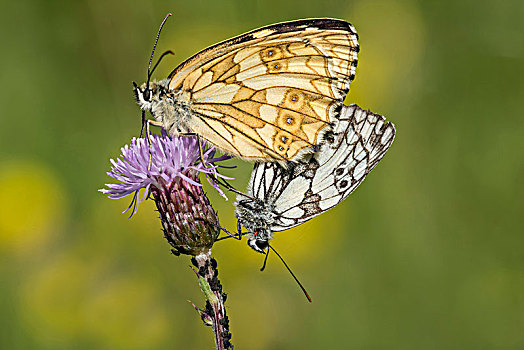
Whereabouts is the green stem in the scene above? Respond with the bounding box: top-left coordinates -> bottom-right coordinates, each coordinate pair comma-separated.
192,251 -> 233,350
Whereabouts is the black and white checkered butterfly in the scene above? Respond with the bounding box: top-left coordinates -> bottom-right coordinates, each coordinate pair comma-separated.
234,104 -> 396,253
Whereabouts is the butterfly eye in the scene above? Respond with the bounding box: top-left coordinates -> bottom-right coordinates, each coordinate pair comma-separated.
142,88 -> 151,102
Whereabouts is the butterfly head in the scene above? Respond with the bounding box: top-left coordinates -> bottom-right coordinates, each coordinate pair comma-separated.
133,81 -> 155,112
247,230 -> 270,253
134,14 -> 173,113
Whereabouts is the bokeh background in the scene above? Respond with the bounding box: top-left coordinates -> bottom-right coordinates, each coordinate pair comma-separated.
1,0 -> 523,348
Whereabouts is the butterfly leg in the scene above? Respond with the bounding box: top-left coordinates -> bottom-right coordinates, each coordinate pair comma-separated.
139,110 -> 146,138
196,134 -> 209,168
145,120 -> 164,171
176,133 -> 254,197
175,132 -> 209,167
214,176 -> 256,199
218,225 -> 242,240
173,133 -> 257,200
212,176 -> 258,201
139,111 -> 162,139
237,220 -> 243,240
178,133 -> 236,189
215,224 -> 242,241
146,119 -> 163,141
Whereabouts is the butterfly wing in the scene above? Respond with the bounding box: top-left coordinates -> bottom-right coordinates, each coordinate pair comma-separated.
168,19 -> 359,161
261,104 -> 396,231
247,161 -> 288,201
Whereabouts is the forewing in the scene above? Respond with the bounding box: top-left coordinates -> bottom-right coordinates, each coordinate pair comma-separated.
247,161 -> 287,201
168,19 -> 359,161
269,104 -> 396,231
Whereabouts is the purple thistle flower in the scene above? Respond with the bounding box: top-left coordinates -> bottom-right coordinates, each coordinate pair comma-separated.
100,132 -> 232,255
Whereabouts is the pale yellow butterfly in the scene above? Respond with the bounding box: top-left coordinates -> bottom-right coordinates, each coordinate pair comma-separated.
134,17 -> 359,162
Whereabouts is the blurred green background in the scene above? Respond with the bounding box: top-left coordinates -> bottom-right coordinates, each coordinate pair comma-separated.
1,0 -> 523,348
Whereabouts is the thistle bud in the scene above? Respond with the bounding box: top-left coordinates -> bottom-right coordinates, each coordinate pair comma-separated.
153,175 -> 219,255
100,132 -> 231,255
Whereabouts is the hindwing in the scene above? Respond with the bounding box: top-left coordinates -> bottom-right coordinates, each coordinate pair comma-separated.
242,104 -> 395,232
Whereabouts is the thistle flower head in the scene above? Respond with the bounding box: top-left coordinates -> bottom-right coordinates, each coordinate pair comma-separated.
100,132 -> 232,255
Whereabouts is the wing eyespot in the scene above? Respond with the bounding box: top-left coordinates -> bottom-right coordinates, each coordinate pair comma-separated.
277,111 -> 303,133
266,59 -> 288,73
261,46 -> 284,62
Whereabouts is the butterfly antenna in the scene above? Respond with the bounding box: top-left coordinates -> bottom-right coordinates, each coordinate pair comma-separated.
146,13 -> 172,88
260,248 -> 270,271
149,50 -> 175,78
267,244 -> 312,303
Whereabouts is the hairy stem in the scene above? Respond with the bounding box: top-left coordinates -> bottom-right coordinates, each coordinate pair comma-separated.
192,252 -> 233,350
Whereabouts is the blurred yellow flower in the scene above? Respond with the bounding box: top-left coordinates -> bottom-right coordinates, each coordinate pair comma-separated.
0,160 -> 65,254
21,248 -> 171,348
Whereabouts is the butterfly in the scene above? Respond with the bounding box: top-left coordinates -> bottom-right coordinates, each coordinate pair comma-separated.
234,104 -> 396,253
134,18 -> 359,162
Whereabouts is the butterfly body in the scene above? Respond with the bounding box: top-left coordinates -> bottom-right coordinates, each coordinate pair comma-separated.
135,79 -> 194,134
235,104 -> 396,253
135,18 -> 359,162
236,192 -> 278,253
